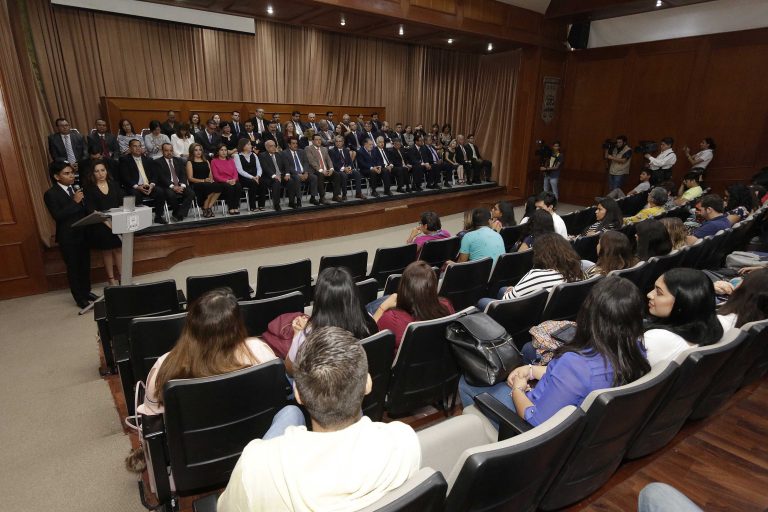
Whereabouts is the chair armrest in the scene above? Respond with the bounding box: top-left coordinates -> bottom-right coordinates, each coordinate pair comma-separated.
193,493 -> 219,512
93,299 -> 106,321
141,414 -> 171,504
473,393 -> 533,440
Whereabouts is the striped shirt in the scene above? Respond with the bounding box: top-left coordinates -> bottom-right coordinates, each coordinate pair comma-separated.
503,268 -> 565,300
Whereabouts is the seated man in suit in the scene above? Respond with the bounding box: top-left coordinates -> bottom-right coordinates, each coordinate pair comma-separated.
217,326 -> 420,512
250,107 -> 268,135
290,111 -> 305,138
160,110 -> 177,139
194,119 -> 221,160
455,134 -> 471,181
155,143 -> 194,221
240,120 -> 263,152
305,112 -> 319,133
374,136 -> 401,194
229,110 -> 245,138
262,121 -> 286,150
370,112 -> 382,132
271,113 -> 283,132
88,119 -> 119,161
387,138 -> 412,193
281,137 -> 314,208
48,117 -> 87,171
329,135 -> 365,200
317,120 -> 334,147
356,138 -> 392,198
426,135 -> 454,188
345,121 -> 363,151
257,140 -> 289,212
119,139 -> 168,224
305,134 -> 342,203
361,121 -> 377,146
406,135 -> 433,192
43,161 -> 94,309
324,111 -> 336,132
465,133 -> 493,182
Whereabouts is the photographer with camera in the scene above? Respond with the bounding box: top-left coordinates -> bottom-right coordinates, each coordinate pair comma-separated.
644,137 -> 676,185
539,141 -> 563,199
604,135 -> 632,192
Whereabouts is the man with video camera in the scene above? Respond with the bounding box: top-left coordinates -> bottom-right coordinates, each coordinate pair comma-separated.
604,135 -> 632,192
644,137 -> 676,185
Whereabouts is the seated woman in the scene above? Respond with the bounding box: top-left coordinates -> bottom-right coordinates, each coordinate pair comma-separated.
582,197 -> 622,236
460,276 -> 650,426
406,211 -> 451,255
518,195 -> 537,225
138,288 -> 277,416
645,268 -> 724,366
373,261 -> 454,350
84,160 -> 123,286
170,123 -> 195,161
189,112 -> 203,134
144,120 -> 170,160
285,267 -> 377,374
443,139 -> 464,184
586,231 -> 638,277
715,269 -> 768,331
501,232 -> 584,300
724,183 -> 756,225
517,209 -> 555,252
186,143 -> 223,218
635,219 -> 673,261
210,143 -> 243,215
456,210 -> 474,239
117,118 -> 142,156
490,200 -> 516,232
219,122 -> 239,155
659,217 -> 688,251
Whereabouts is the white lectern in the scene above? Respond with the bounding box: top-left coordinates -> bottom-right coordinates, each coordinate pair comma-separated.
106,204 -> 153,285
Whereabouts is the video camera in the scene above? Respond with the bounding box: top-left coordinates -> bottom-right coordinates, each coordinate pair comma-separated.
634,140 -> 658,154
602,138 -> 616,152
534,140 -> 553,160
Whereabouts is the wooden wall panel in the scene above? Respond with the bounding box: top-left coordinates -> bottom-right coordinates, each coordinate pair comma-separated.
410,0 -> 456,14
556,28 -> 768,206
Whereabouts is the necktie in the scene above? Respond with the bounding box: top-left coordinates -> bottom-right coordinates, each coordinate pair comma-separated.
317,147 -> 326,170
100,134 -> 110,158
271,154 -> 278,173
67,186 -> 74,198
63,134 -> 76,163
258,119 -> 264,132
135,158 -> 149,185
168,159 -> 178,186
460,146 -> 467,159
293,151 -> 302,173
380,148 -> 389,166
207,132 -> 212,143
429,146 -> 438,161
234,123 -> 239,135
368,132 -> 373,141
354,133 -> 359,147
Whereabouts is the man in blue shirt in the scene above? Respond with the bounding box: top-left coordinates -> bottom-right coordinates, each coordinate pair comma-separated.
456,208 -> 505,262
687,194 -> 730,244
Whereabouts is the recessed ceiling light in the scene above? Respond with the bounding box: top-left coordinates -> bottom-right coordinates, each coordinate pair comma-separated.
487,42 -> 494,52
340,15 -> 346,26
447,38 -> 454,44
656,0 -> 662,6
398,25 -> 404,36
266,4 -> 274,15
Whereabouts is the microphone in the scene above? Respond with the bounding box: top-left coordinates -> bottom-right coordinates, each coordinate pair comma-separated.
73,184 -> 81,192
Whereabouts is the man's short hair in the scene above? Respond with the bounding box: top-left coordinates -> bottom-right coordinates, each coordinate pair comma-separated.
294,327 -> 367,429
334,135 -> 344,142
292,110 -> 300,116
55,117 -> 68,126
659,180 -> 676,195
287,136 -> 299,145
471,207 -> 491,229
661,137 -> 674,146
312,133 -> 322,140
649,187 -> 669,206
420,211 -> 441,232
536,191 -> 558,209
698,194 -> 725,213
161,142 -> 173,150
326,111 -> 333,116
232,110 -> 239,115
149,120 -> 161,131
129,139 -> 142,148
467,133 -> 475,138
683,172 -> 699,182
639,169 -> 650,177
616,135 -> 628,143
207,119 -> 217,127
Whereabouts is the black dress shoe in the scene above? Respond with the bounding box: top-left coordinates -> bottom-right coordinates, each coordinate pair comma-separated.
296,200 -> 302,208
172,214 -> 185,222
309,197 -> 319,205
385,190 -> 393,196
332,196 -> 342,202
274,204 -> 282,212
443,182 -> 452,188
288,202 -> 296,209
155,216 -> 168,224
371,191 -> 380,198
413,186 -> 423,192
396,187 -> 405,193
76,300 -> 90,309
88,292 -> 100,302
406,186 -> 412,192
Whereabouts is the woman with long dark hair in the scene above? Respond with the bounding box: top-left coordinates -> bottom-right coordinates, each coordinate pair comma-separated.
635,219 -> 672,260
724,183 -> 756,224
517,209 -> 555,252
460,276 -> 650,426
286,267 -> 377,373
586,230 -> 638,277
84,160 -> 123,285
645,268 -> 724,366
117,118 -> 142,155
139,288 -> 277,415
373,261 -> 454,349
717,269 -> 768,330
582,197 -> 623,236
490,200 -> 517,232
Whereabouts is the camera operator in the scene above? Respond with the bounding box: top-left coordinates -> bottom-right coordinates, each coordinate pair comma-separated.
604,135 -> 632,192
644,137 -> 676,185
539,141 -> 563,200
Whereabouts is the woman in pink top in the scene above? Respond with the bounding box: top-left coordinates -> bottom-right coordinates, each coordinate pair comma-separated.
138,288 -> 277,416
373,261 -> 454,351
406,211 -> 451,256
210,143 -> 243,215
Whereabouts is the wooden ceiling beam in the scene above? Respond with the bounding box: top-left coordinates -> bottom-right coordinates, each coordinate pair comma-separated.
546,0 -> 717,22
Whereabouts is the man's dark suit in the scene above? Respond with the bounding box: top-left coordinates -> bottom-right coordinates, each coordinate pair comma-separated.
317,130 -> 335,147
49,131 -> 87,163
87,131 -> 120,160
425,144 -> 454,186
262,130 -> 286,150
361,131 -> 377,145
155,156 -> 194,219
43,184 -> 91,306
229,122 -> 245,138
345,131 -> 362,151
118,155 -> 166,219
356,146 -> 391,196
465,142 -> 492,182
386,147 -> 410,190
258,151 -> 295,209
405,146 -> 429,190
160,121 -> 177,139
250,117 -> 268,134
281,149 -> 316,202
329,145 -> 363,196
194,129 -> 221,159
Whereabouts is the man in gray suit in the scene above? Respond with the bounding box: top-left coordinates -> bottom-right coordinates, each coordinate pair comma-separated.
48,117 -> 87,171
281,137 -> 315,207
305,134 -> 342,203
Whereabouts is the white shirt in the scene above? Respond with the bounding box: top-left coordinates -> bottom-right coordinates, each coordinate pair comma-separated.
217,416 -> 420,512
551,212 -> 568,238
643,329 -> 692,367
718,313 -> 737,332
170,134 -> 195,158
647,148 -> 677,170
691,148 -> 713,169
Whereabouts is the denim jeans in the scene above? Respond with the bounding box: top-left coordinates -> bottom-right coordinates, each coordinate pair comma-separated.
608,174 -> 625,193
543,171 -> 559,199
638,483 -> 702,512
263,405 -> 306,440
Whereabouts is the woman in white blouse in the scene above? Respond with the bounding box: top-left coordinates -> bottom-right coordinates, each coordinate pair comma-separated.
170,123 -> 195,161
644,268 -> 723,366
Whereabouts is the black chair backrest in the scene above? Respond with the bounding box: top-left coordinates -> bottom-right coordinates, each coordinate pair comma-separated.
729,218 -> 755,253
362,470 -> 448,512
679,238 -> 709,268
186,269 -> 251,305
439,257 -> 494,310
384,274 -> 402,296
571,233 -> 599,262
539,361 -> 678,510
486,250 -> 534,298
499,225 -> 526,252
618,191 -> 649,217
626,329 -> 746,459
696,230 -> 730,270
418,237 -> 461,268
255,259 -> 312,305
386,309 -> 469,417
608,261 -> 652,292
573,207 -> 597,235
163,359 -> 288,494
485,289 -> 549,349
541,275 -> 603,322
445,407 -> 586,512
356,278 -> 380,307
560,211 -> 579,236
368,244 -> 418,288
319,250 -> 369,282
742,321 -> 768,387
645,250 -> 686,292
128,312 -> 187,384
238,291 -> 305,337
361,330 -> 396,421
105,280 -> 182,341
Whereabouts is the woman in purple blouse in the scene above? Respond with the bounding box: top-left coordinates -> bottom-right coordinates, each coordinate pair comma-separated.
459,276 -> 650,426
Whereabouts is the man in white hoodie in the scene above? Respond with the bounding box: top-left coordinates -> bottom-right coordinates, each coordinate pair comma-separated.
218,327 -> 420,512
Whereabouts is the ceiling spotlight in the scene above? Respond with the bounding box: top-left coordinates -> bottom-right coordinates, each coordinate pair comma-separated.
340,16 -> 346,26
447,38 -> 454,44
266,4 -> 274,15
487,42 -> 494,52
655,0 -> 662,6
398,25 -> 404,36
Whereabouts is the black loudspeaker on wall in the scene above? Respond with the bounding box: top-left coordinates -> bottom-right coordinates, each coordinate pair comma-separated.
568,22 -> 590,50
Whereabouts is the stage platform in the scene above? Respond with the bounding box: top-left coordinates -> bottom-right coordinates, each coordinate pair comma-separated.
43,182 -> 513,289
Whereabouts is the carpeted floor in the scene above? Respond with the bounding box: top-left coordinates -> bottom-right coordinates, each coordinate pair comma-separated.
0,203 -> 580,511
